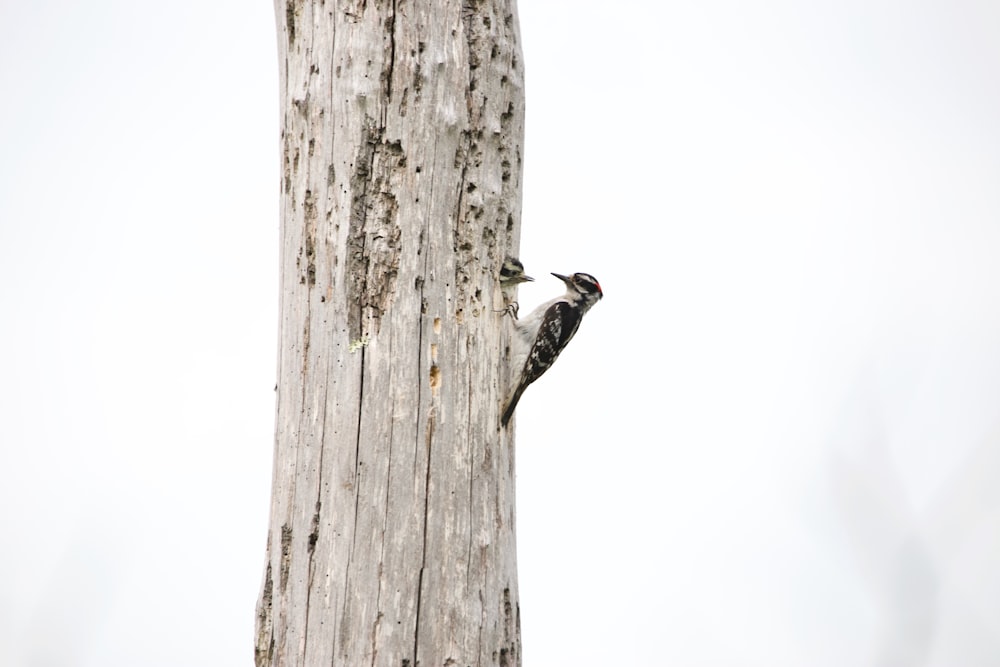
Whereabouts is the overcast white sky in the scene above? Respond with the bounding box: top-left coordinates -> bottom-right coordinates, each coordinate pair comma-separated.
3,1 -> 1000,666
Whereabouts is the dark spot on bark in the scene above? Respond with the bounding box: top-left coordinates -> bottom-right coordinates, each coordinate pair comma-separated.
500,102 -> 514,127
308,502 -> 321,553
380,7 -> 397,100
482,223 -> 497,249
304,190 -> 318,286
254,559 -> 274,667
347,120 -> 403,341
503,587 -> 513,627
285,2 -> 296,43
293,96 -> 309,115
429,365 -> 441,393
279,524 -> 292,590
282,133 -> 292,194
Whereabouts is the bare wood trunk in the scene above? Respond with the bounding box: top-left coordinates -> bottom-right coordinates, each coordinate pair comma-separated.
255,1 -> 525,665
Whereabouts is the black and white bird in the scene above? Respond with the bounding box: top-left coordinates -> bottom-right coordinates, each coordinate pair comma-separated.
498,257 -> 534,318
501,272 -> 603,426
499,256 -> 534,289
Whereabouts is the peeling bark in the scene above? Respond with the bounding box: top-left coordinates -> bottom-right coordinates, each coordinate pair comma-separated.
257,1 -> 525,664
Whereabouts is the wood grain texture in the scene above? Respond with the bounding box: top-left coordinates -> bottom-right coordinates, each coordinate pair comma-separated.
256,1 -> 525,665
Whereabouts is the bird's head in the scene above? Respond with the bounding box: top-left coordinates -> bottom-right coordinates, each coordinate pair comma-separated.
500,257 -> 534,286
552,272 -> 603,307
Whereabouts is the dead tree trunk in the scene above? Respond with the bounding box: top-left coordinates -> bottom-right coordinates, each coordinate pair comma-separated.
255,1 -> 525,665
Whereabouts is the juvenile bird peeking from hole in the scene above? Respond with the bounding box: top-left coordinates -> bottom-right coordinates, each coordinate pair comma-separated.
498,256 -> 533,319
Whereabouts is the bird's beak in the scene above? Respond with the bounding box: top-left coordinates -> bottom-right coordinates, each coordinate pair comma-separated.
523,274 -> 535,282
551,272 -> 571,284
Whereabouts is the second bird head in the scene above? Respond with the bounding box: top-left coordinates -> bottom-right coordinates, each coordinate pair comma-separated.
500,257 -> 534,286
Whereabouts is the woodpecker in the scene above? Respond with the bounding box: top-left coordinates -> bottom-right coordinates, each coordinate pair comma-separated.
501,272 -> 603,426
498,256 -> 534,318
499,256 -> 534,288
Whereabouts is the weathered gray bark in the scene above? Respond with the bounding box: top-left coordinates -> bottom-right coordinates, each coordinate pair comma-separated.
255,1 -> 525,665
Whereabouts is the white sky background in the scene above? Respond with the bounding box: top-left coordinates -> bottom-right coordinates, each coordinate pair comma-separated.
2,1 -> 1000,665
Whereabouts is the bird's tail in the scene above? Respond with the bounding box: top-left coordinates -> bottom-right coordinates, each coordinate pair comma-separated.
500,384 -> 527,427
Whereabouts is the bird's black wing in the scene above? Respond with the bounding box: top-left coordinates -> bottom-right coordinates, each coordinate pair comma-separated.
520,300 -> 583,387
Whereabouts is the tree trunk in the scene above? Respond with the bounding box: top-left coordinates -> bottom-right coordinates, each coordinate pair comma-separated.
255,1 -> 525,665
